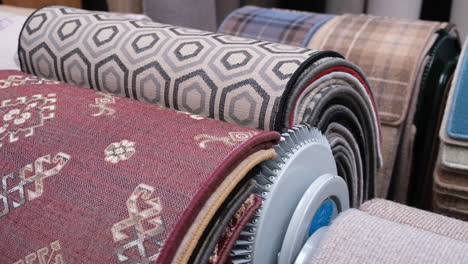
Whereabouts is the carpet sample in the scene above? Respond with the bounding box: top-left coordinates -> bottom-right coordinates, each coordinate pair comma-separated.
447,37 -> 468,140
18,6 -> 381,207
0,70 -> 280,263
432,38 -> 468,220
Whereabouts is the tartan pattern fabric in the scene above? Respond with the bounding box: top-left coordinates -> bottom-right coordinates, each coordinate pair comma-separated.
308,14 -> 444,125
0,70 -> 280,263
309,14 -> 449,200
218,5 -> 334,47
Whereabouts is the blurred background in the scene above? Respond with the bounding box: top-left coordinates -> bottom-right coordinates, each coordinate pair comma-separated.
0,0 -> 466,39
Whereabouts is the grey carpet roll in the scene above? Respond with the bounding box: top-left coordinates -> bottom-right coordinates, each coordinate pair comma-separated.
312,205 -> 468,263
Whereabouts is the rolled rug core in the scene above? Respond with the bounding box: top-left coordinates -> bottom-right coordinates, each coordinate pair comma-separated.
18,6 -> 381,207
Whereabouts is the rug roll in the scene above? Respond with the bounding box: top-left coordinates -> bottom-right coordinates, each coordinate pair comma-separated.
433,37 -> 468,220
17,6 -> 382,207
218,5 -> 335,47
306,200 -> 468,264
0,70 -> 280,263
219,6 -> 460,204
360,199 -> 468,241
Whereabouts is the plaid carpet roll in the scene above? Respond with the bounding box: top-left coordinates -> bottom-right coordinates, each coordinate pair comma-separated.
219,6 -> 460,204
309,200 -> 468,263
0,70 -> 280,263
17,6 -> 381,207
433,38 -> 468,221
219,5 -> 334,47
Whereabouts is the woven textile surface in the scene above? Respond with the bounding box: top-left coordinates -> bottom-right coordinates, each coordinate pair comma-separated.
301,14 -> 453,202
360,199 -> 468,241
311,205 -> 468,263
18,6 -> 382,207
219,7 -> 444,125
0,70 -> 280,263
308,14 -> 446,125
219,7 -> 456,201
218,5 -> 334,47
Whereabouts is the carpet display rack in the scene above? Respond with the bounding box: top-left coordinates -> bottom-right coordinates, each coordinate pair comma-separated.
219,6 -> 461,208
433,38 -> 468,221
17,6 -> 382,209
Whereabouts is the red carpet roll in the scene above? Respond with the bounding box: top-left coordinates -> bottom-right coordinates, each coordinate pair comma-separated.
0,70 -> 279,263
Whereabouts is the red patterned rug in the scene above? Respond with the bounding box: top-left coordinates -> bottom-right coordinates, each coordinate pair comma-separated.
0,70 -> 280,263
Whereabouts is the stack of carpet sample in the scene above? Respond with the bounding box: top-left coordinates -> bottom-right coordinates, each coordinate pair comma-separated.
433,38 -> 468,221
219,6 -> 461,207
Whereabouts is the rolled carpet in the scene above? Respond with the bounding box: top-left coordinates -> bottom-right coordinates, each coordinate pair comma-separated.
302,200 -> 468,264
359,199 -> 468,241
0,70 -> 278,263
218,5 -> 335,47
219,6 -> 460,204
17,6 -> 381,207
